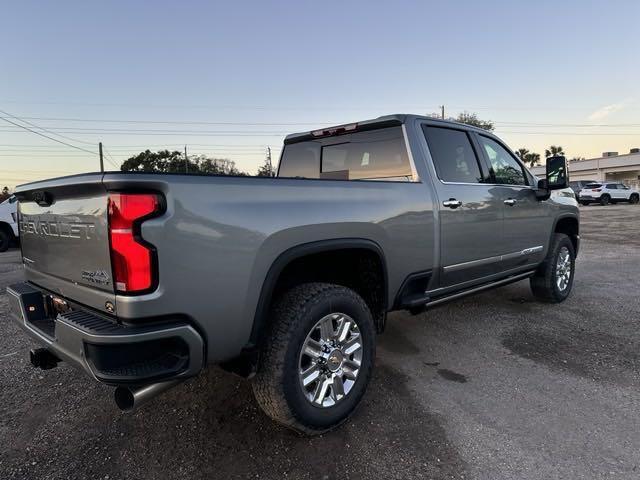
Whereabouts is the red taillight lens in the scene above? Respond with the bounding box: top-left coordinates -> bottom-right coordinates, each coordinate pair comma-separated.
594,189 -> 602,192
108,193 -> 161,294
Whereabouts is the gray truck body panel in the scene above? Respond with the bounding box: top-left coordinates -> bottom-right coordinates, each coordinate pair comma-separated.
11,114 -> 579,368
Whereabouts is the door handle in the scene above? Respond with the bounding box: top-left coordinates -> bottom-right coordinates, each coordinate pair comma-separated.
504,199 -> 517,206
443,199 -> 462,209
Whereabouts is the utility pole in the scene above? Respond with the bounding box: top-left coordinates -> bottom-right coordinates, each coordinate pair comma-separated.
184,145 -> 188,173
440,105 -> 445,120
266,146 -> 273,176
99,142 -> 104,172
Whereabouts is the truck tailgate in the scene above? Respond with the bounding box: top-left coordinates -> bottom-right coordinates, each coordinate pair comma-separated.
16,174 -> 116,314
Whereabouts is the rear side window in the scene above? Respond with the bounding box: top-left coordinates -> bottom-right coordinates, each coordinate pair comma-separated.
278,126 -> 413,181
606,183 -> 617,189
422,126 -> 484,183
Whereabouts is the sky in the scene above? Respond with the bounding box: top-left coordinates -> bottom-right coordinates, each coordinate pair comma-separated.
1,0 -> 639,188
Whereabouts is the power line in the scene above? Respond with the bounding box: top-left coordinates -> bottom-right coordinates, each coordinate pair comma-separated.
0,115 -> 337,127
0,109 -> 98,156
0,110 -> 97,145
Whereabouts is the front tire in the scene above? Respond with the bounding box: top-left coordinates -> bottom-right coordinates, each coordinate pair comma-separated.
252,283 -> 376,435
629,194 -> 639,204
530,233 -> 575,303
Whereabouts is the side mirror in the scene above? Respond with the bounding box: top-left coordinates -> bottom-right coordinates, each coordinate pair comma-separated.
546,156 -> 568,190
535,178 -> 550,200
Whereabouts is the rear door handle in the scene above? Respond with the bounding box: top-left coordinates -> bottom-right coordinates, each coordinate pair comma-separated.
504,199 -> 517,206
443,199 -> 462,209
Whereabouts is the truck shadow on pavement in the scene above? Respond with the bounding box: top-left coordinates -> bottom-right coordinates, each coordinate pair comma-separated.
2,358 -> 466,480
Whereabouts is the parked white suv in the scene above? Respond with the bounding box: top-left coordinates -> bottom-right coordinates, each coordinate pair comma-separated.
578,182 -> 640,206
0,195 -> 19,251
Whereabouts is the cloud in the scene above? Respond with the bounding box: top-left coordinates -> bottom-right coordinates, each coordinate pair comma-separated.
587,98 -> 635,121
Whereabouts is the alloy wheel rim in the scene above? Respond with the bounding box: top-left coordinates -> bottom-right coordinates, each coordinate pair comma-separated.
555,246 -> 572,292
298,313 -> 363,408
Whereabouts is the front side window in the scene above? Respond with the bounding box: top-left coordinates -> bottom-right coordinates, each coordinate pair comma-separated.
422,126 -> 484,183
478,136 -> 527,186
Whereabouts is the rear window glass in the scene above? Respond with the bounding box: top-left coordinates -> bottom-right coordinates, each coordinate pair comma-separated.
278,126 -> 413,181
585,183 -> 602,188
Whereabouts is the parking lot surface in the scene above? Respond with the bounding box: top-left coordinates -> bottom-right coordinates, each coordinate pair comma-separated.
1,204 -> 639,479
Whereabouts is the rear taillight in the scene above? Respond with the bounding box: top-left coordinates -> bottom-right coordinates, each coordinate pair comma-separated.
594,189 -> 602,192
108,193 -> 162,294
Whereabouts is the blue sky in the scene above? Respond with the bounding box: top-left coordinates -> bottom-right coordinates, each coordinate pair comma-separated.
1,0 -> 639,186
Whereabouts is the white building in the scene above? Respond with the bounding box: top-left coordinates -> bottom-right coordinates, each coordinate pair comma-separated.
531,149 -> 640,189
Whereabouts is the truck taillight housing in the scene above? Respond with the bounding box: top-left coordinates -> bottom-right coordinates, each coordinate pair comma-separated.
107,193 -> 162,294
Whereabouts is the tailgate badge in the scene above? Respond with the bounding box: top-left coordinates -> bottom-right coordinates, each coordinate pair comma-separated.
81,269 -> 111,285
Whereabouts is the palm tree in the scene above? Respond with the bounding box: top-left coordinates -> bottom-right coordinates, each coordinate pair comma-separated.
524,152 -> 541,167
515,148 -> 530,161
545,145 -> 565,158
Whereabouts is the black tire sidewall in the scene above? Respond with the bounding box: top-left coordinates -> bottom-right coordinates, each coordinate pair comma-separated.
549,236 -> 575,301
600,195 -> 610,205
281,290 -> 375,431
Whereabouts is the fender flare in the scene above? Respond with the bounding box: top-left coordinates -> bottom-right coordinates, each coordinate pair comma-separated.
248,238 -> 388,347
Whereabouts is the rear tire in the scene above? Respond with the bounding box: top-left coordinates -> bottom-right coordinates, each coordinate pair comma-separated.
600,194 -> 610,206
0,230 -> 10,252
630,194 -> 639,204
252,283 -> 376,435
530,233 -> 575,303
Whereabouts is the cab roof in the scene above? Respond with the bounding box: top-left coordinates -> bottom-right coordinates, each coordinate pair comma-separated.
283,114 -> 491,144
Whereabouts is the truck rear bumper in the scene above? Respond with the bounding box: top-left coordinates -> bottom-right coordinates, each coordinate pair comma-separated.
7,282 -> 204,385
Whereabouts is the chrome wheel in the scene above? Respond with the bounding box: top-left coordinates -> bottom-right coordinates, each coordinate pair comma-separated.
298,313 -> 363,408
555,246 -> 572,292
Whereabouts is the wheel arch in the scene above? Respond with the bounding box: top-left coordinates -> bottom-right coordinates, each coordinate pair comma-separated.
249,238 -> 389,348
552,215 -> 579,255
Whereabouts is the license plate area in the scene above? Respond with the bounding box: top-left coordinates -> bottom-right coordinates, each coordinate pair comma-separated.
21,292 -> 71,340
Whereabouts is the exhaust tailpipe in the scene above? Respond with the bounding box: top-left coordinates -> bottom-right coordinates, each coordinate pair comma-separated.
114,379 -> 183,412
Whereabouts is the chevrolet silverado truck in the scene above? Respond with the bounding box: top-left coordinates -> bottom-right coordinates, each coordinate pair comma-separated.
8,114 -> 579,434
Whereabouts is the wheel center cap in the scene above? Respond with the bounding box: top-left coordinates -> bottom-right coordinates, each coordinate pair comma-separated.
326,349 -> 344,372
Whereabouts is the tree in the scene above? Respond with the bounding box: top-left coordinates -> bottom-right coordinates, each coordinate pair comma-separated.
120,150 -> 247,176
455,112 -> 494,131
120,149 -> 188,173
0,186 -> 9,202
545,145 -> 565,158
523,152 -> 541,167
256,158 -> 275,177
515,148 -> 530,161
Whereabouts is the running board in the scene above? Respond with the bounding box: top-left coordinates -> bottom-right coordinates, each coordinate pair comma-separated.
420,271 -> 535,310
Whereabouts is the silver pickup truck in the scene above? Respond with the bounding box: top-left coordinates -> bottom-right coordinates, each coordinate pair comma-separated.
8,114 -> 579,434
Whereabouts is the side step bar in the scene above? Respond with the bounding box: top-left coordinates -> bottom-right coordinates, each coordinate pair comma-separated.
410,271 -> 535,312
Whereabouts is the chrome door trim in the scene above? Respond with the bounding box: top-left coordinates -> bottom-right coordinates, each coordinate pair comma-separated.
443,245 -> 543,273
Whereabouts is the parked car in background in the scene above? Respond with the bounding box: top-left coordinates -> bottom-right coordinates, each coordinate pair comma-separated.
569,180 -> 594,196
0,195 -> 18,252
578,182 -> 640,206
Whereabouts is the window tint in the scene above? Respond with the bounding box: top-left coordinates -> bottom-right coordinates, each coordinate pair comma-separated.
277,142 -> 321,178
320,127 -> 412,180
586,183 -> 602,188
478,136 -> 527,186
422,126 -> 484,183
278,126 -> 412,181
606,183 -> 617,189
